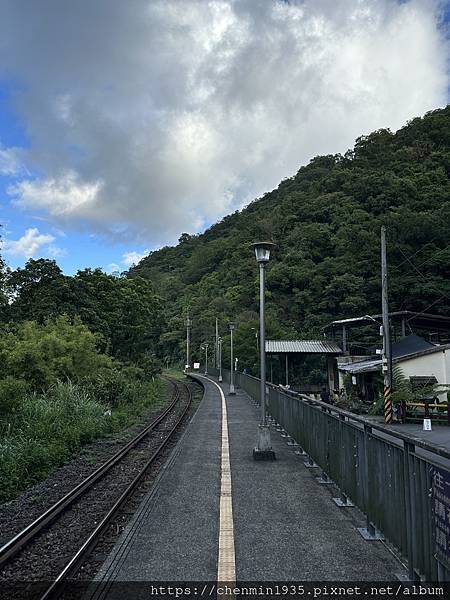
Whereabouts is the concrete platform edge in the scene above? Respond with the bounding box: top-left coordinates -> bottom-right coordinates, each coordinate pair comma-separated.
84,377 -> 207,599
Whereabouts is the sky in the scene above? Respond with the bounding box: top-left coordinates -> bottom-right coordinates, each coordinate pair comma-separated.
0,0 -> 449,274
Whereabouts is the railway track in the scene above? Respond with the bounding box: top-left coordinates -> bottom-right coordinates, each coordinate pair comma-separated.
0,376 -> 194,600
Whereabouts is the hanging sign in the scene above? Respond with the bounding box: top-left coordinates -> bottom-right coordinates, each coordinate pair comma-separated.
423,418 -> 432,431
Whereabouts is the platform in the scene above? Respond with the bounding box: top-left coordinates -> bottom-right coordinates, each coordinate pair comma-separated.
88,375 -> 403,596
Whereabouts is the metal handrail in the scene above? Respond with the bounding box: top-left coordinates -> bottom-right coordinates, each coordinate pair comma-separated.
209,366 -> 450,581
225,369 -> 450,460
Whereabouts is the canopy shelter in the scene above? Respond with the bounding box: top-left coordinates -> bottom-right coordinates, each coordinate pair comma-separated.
265,340 -> 342,391
323,311 -> 450,353
337,335 -> 450,403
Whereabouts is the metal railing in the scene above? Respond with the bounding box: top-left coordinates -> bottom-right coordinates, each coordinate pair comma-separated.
210,367 -> 450,582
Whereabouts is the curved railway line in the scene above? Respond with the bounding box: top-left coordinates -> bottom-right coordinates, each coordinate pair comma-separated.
0,375 -> 195,600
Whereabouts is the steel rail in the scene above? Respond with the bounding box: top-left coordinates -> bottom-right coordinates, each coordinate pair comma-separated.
0,376 -> 179,568
39,379 -> 193,600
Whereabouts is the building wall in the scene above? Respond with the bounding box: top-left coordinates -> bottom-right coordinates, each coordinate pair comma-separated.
337,356 -> 371,390
398,348 -> 449,399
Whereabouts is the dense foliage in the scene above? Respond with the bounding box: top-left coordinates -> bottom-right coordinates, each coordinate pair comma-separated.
130,106 -> 450,374
0,312 -> 165,501
0,239 -> 166,500
0,316 -> 112,391
3,260 -> 164,361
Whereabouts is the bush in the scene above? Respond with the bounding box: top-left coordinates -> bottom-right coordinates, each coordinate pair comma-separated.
0,381 -> 113,501
0,375 -> 164,502
137,355 -> 163,379
0,377 -> 29,415
81,369 -> 128,408
0,316 -> 113,391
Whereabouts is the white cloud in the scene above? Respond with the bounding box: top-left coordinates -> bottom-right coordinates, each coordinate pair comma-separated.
46,244 -> 67,259
108,262 -> 120,273
8,170 -> 102,218
0,145 -> 24,176
3,228 -> 56,259
122,250 -> 149,268
0,0 -> 448,245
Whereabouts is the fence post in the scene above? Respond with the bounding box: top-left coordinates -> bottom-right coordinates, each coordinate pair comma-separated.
403,441 -> 420,581
333,414 -> 354,507
358,424 -> 384,540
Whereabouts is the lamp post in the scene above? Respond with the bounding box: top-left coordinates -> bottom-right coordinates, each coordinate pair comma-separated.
215,317 -> 219,368
201,343 -> 209,375
252,241 -> 276,461
185,316 -> 192,371
251,327 -> 259,364
218,337 -> 223,382
229,322 -> 236,395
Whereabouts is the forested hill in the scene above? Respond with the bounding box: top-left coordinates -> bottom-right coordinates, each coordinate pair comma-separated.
131,106 -> 450,366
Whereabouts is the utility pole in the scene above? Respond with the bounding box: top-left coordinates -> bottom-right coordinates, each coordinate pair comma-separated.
381,226 -> 393,424
185,315 -> 192,371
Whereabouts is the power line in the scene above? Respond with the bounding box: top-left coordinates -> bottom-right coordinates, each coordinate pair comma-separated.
405,296 -> 449,323
391,238 -> 441,271
397,247 -> 450,302
415,244 -> 449,270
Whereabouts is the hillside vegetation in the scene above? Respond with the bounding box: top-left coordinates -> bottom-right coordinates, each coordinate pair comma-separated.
130,106 -> 450,371
0,263 -> 165,501
1,106 -> 449,497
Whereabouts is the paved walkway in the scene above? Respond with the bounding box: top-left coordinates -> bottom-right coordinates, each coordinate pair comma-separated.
88,375 -> 402,595
368,416 -> 450,452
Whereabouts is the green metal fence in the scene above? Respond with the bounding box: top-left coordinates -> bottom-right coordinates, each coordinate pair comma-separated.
208,367 -> 450,582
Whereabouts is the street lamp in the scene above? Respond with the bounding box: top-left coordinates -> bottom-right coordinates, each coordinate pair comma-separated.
185,316 -> 192,371
218,337 -> 223,382
228,322 -> 236,395
201,343 -> 209,375
251,327 -> 259,353
252,242 -> 276,461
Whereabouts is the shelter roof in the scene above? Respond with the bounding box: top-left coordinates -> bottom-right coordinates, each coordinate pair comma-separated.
324,311 -> 450,331
265,340 -> 342,354
338,338 -> 450,374
339,359 -> 381,374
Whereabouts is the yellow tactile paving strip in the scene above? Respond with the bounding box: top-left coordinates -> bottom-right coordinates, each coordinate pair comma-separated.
213,378 -> 236,584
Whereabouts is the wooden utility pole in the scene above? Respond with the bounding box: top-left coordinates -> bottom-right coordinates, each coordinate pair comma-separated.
381,226 -> 393,424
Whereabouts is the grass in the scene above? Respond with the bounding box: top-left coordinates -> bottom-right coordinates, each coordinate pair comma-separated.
0,378 -> 164,503
163,367 -> 187,381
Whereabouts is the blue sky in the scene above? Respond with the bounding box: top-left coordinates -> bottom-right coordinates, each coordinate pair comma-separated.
0,79 -> 159,274
1,0 -> 449,275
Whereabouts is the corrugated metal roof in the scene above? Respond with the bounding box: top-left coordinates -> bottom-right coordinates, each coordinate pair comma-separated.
265,340 -> 342,354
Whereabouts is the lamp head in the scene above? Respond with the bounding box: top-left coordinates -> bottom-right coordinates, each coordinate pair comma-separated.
228,321 -> 235,331
251,241 -> 275,264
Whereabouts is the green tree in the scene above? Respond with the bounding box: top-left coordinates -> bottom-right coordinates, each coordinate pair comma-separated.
0,316 -> 113,390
